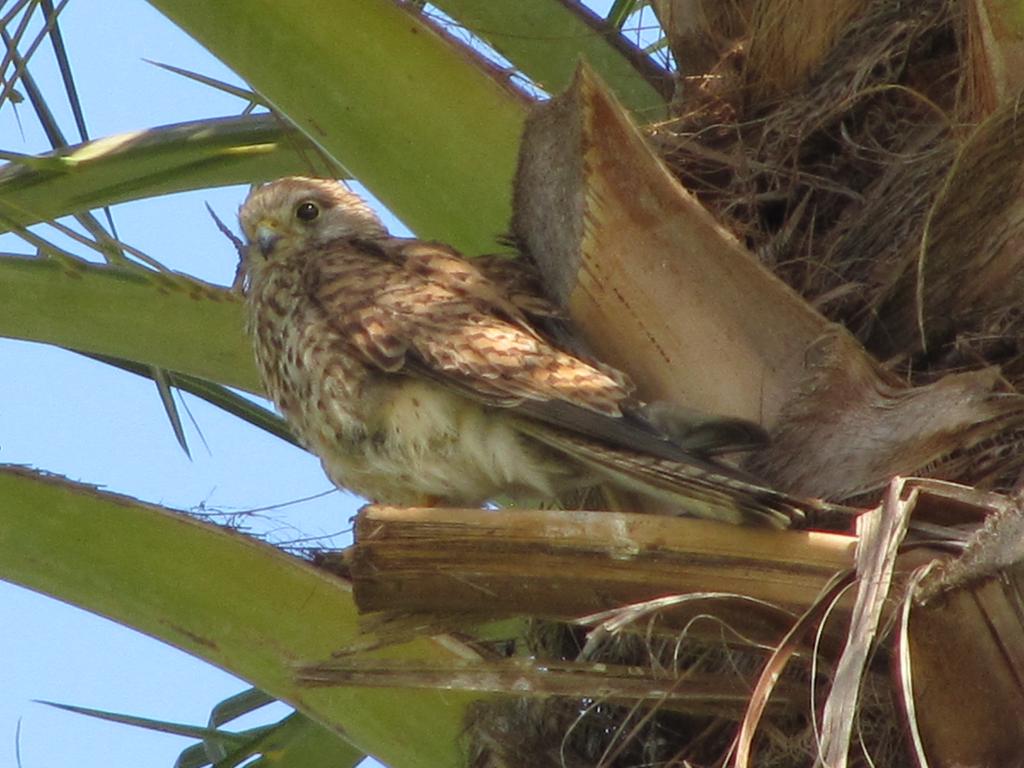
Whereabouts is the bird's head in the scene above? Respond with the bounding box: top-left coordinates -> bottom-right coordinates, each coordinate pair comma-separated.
238,176 -> 388,264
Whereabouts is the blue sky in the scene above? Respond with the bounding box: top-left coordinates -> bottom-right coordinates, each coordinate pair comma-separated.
0,2 -> 383,765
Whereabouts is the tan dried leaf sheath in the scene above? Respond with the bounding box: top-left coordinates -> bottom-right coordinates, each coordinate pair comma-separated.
238,176 -> 804,526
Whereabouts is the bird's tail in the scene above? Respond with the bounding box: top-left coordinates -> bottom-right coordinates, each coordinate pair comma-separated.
521,425 -> 854,529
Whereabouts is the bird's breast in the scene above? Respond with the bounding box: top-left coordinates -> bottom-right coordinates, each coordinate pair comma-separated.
245,272 -> 583,506
248,277 -> 367,440
313,377 -> 578,506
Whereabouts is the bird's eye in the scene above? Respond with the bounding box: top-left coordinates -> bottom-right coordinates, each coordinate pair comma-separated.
295,201 -> 320,222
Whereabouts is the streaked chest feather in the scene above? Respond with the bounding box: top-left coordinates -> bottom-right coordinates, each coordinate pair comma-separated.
246,272 -> 576,505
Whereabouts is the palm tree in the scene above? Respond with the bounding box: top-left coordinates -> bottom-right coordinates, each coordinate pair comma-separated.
4,1 -> 1024,766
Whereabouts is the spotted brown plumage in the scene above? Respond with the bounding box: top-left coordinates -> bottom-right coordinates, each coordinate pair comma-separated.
237,176 -> 811,526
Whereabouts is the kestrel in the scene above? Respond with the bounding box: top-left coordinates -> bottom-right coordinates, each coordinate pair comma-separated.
238,176 -> 809,526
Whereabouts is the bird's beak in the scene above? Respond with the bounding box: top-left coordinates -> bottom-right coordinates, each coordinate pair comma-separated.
254,221 -> 282,257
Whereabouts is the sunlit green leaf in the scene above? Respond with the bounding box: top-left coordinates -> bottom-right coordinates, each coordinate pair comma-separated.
0,114 -> 333,231
433,0 -> 669,115
146,0 -> 528,254
0,255 -> 258,391
1,466 -> 471,767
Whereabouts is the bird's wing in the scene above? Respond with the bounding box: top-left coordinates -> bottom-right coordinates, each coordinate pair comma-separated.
305,237 -> 632,416
471,253 -> 564,320
304,237 -> 772,463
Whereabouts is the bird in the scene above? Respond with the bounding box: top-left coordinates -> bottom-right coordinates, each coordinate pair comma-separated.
236,176 -> 818,527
